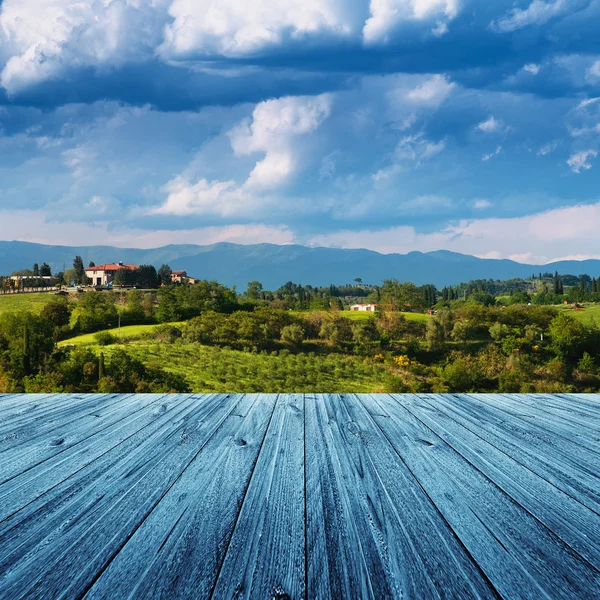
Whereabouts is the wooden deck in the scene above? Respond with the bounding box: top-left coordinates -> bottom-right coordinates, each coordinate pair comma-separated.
0,393 -> 599,599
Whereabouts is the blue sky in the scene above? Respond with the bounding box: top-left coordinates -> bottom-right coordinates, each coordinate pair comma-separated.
1,0 -> 600,264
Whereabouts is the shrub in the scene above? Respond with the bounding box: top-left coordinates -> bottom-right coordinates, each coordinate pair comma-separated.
94,331 -> 117,346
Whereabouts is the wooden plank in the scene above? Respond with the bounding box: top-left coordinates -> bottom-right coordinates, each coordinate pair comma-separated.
85,394 -> 278,600
400,393 -> 600,570
305,393 -> 498,599
419,393 -> 600,514
471,394 -> 600,446
359,394 -> 600,599
0,394 -> 133,455
0,393 -> 195,522
0,393 -> 163,484
210,394 -> 305,600
0,393 -> 240,599
0,394 -> 112,439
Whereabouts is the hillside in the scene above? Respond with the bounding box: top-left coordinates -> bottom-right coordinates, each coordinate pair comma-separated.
2,240 -> 600,289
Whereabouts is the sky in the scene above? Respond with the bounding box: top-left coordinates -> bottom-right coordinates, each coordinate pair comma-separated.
0,0 -> 600,264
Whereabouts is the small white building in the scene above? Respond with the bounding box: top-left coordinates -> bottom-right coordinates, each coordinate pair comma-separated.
349,303 -> 378,312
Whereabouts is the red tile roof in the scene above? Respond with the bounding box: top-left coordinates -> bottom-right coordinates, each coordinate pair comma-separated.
84,264 -> 139,272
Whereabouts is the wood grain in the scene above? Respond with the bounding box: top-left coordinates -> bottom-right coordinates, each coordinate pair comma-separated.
0,393 -> 598,600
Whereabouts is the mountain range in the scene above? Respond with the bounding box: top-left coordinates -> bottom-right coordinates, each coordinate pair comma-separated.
1,240 -> 599,290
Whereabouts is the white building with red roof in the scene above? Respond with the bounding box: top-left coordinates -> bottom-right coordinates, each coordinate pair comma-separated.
349,303 -> 378,312
85,262 -> 139,286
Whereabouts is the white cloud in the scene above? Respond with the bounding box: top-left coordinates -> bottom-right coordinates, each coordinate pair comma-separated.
405,74 -> 455,106
482,146 -> 502,161
477,116 -> 503,133
160,0 -> 364,57
567,149 -> 598,173
587,60 -> 600,80
0,209 -> 294,247
152,177 -> 251,217
0,0 -> 167,93
373,133 -> 446,179
523,63 -> 541,75
493,0 -> 575,33
538,141 -> 558,155
473,199 -> 492,209
230,93 -> 332,190
363,0 -> 460,44
229,94 -> 332,158
153,94 -> 332,215
308,202 -> 600,263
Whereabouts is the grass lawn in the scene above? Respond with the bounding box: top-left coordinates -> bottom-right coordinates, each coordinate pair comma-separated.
557,303 -> 600,325
59,322 -> 185,346
0,292 -> 60,315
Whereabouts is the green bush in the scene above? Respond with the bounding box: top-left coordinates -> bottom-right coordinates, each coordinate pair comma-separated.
94,331 -> 117,346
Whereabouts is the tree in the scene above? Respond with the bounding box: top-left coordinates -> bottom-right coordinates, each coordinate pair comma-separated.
88,261 -> 96,268
426,319 -> 445,350
136,265 -> 159,289
354,278 -> 363,285
32,263 -> 39,276
114,268 -> 136,287
39,262 -> 52,277
73,256 -> 86,285
549,313 -> 587,360
74,292 -> 118,332
158,264 -> 172,286
281,324 -> 305,346
41,296 -> 72,329
246,281 -> 263,301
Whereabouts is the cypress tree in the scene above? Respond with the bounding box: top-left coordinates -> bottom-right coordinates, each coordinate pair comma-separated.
23,318 -> 30,375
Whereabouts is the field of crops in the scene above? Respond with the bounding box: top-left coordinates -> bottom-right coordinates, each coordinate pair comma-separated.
97,341 -> 395,393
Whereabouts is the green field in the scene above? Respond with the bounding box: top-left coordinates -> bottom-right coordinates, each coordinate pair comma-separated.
0,292 -> 61,315
557,303 -> 600,325
291,309 -> 432,322
95,341 -> 395,393
59,322 -> 185,346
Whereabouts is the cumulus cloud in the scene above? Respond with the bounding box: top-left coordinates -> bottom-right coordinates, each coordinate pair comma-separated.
0,0 -> 167,93
160,0 -> 364,57
567,149 -> 597,173
364,0 -> 460,44
229,93 -> 332,190
153,94 -> 332,215
152,176 -> 251,217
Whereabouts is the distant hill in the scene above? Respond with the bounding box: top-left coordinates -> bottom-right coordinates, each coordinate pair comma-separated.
1,240 -> 600,289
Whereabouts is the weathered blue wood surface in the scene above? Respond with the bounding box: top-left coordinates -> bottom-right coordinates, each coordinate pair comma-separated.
0,393 -> 598,599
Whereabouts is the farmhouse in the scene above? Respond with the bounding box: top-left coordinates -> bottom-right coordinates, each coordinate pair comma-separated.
349,303 -> 378,312
85,262 -> 139,286
171,270 -> 187,283
171,270 -> 197,285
